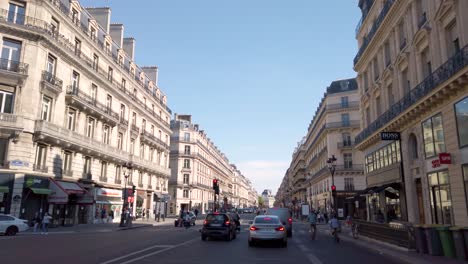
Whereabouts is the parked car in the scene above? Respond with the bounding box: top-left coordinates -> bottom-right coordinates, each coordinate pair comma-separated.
0,214 -> 29,236
201,212 -> 236,241
248,215 -> 287,247
267,207 -> 293,237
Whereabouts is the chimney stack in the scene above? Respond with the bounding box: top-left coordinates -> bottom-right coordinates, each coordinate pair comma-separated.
142,66 -> 158,85
123,38 -> 136,61
86,7 -> 111,33
110,24 -> 124,47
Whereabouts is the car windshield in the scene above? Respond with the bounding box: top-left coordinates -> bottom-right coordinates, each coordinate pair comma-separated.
254,217 -> 280,224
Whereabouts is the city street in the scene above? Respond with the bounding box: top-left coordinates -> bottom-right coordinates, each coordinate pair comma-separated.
0,214 -> 402,264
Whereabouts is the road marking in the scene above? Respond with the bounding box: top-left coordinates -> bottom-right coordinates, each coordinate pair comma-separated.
306,253 -> 324,264
295,240 -> 323,264
100,238 -> 198,264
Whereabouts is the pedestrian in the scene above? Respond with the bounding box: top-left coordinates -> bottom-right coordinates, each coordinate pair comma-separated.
184,211 -> 191,229
142,209 -> 146,220
33,212 -> 41,233
108,210 -> 114,223
308,209 -> 318,240
179,209 -> 185,227
146,209 -> 150,221
160,207 -> 165,221
194,208 -> 199,217
101,208 -> 107,223
41,213 -> 52,234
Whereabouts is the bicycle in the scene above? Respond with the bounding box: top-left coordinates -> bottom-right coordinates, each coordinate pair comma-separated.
352,222 -> 359,239
309,224 -> 316,240
332,228 -> 340,243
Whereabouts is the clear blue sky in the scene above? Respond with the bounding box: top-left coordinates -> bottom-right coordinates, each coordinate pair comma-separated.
82,0 -> 361,194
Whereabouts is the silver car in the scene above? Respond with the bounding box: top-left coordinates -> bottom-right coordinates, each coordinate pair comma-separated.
248,215 -> 287,247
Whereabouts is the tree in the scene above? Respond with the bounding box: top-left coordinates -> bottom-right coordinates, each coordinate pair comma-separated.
258,196 -> 264,207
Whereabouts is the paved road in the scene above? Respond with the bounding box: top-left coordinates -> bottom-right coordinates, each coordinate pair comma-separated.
0,214 -> 401,264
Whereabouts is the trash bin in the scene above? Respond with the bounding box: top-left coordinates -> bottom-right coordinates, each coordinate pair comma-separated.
424,225 -> 443,256
450,227 -> 467,261
437,226 -> 456,258
414,225 -> 428,254
462,227 -> 468,261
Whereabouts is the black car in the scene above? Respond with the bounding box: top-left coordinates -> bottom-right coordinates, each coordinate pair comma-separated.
201,212 -> 237,241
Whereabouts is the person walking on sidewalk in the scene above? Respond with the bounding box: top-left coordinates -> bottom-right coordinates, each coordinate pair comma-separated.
33,212 -> 41,233
108,210 -> 114,223
41,213 -> 52,234
308,209 -> 318,240
101,208 -> 107,223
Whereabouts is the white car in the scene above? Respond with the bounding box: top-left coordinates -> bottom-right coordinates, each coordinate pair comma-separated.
0,214 -> 29,236
248,215 -> 288,247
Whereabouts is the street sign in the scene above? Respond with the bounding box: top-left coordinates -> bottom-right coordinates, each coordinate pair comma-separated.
381,132 -> 400,141
439,153 -> 451,164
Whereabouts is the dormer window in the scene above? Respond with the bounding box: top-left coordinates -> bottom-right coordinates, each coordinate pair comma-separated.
71,9 -> 79,24
90,27 -> 96,41
118,55 -> 123,66
105,42 -> 111,54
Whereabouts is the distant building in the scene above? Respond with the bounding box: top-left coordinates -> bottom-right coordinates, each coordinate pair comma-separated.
262,189 -> 276,208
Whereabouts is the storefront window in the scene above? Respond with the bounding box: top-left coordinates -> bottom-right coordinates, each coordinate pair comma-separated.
385,187 -> 401,221
428,171 -> 452,225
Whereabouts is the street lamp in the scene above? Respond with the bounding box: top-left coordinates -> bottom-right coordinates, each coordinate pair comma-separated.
327,155 -> 337,215
119,162 -> 133,227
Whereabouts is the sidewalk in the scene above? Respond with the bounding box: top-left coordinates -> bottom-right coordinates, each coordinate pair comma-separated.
22,218 -> 174,235
315,224 -> 465,264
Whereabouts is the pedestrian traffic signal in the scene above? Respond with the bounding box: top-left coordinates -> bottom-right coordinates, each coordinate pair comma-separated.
213,179 -> 220,194
132,185 -> 136,195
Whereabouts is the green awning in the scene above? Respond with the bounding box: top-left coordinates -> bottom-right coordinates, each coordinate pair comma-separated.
30,188 -> 52,195
0,186 -> 9,193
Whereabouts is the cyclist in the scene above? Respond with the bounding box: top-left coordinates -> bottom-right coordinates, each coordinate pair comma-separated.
308,209 -> 318,240
329,214 -> 340,243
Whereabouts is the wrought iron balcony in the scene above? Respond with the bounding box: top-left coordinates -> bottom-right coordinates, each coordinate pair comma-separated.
41,71 -> 63,95
356,43 -> 468,145
0,58 -> 28,75
33,164 -> 48,173
65,86 -> 119,126
129,154 -> 170,176
334,164 -> 364,172
354,0 -> 395,65
140,130 -> 170,150
118,117 -> 129,129
326,120 -> 360,129
355,0 -> 375,36
337,141 -> 355,149
35,120 -> 129,164
327,101 -> 359,111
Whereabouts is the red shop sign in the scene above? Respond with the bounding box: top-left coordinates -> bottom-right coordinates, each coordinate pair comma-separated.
439,153 -> 451,164
432,159 -> 441,168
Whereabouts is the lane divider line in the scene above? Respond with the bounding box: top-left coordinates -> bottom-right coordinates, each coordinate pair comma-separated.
100,238 -> 199,264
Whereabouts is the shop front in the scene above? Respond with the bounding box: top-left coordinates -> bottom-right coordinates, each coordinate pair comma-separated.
95,187 -> 123,223
21,175 -> 51,221
48,179 -> 87,227
0,173 -> 14,214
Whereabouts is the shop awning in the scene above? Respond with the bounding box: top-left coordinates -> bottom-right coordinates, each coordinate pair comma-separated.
30,188 -> 52,195
55,180 -> 86,194
370,183 -> 400,194
0,186 -> 9,193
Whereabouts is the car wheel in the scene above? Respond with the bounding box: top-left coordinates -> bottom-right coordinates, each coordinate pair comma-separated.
233,231 -> 237,240
287,230 -> 292,238
6,226 -> 18,236
281,240 -> 288,248
201,234 -> 207,241
248,240 -> 254,247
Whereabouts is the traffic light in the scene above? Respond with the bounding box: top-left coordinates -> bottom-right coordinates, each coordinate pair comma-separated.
213,179 -> 220,195
331,185 -> 337,197
132,185 -> 136,195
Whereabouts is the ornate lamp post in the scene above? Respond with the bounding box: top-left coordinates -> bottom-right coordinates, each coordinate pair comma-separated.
327,155 -> 337,214
119,162 -> 133,227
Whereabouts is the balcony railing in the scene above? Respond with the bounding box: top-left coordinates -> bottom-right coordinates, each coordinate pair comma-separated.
0,7 -> 172,121
334,164 -> 364,171
326,120 -> 360,129
140,130 -> 170,150
354,0 -> 395,65
356,43 -> 468,144
337,142 -> 355,149
355,0 -> 375,36
327,101 -> 359,111
33,164 -> 48,173
0,113 -> 23,132
131,124 -> 140,134
41,71 -> 63,93
0,57 -> 28,75
65,86 -> 119,125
